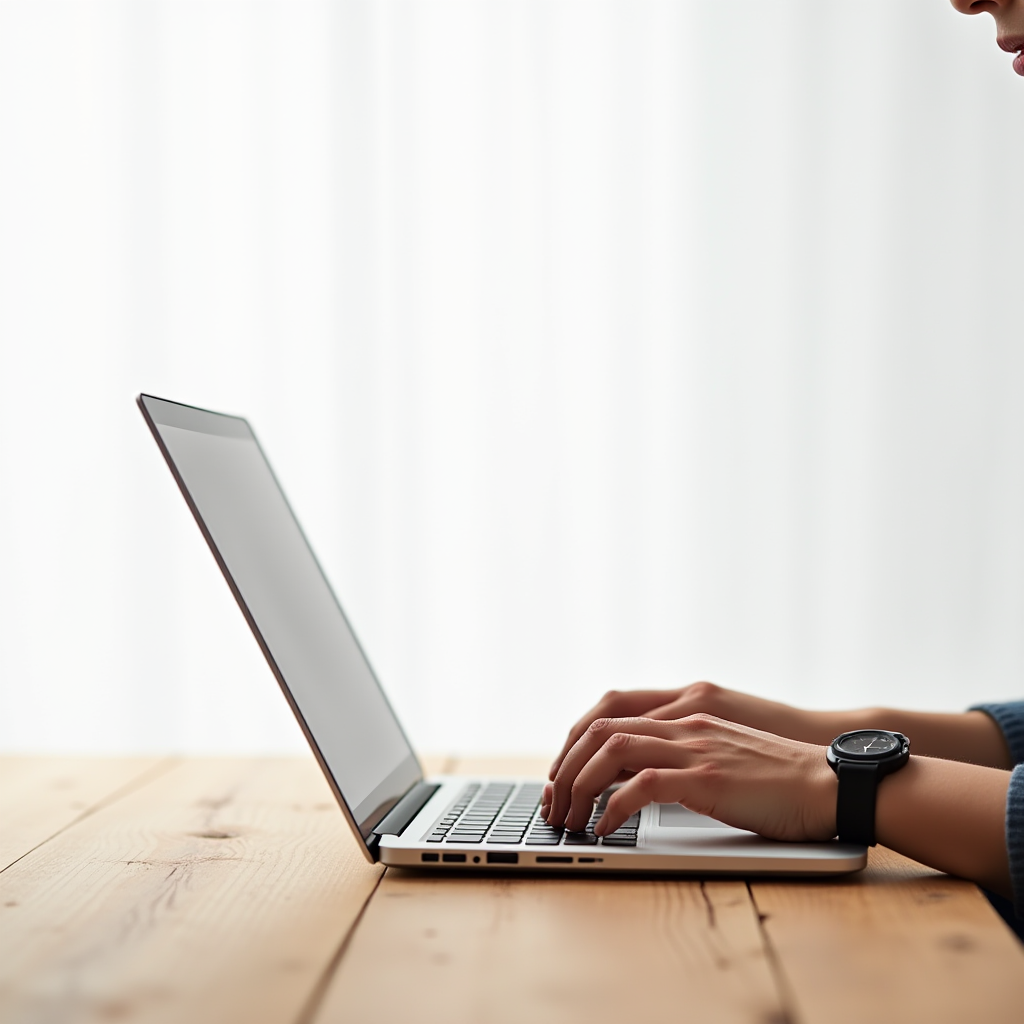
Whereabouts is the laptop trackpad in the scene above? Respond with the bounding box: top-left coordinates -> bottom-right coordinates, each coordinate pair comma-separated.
657,803 -> 731,829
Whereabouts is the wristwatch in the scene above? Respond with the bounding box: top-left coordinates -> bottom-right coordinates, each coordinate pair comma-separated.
826,730 -> 910,846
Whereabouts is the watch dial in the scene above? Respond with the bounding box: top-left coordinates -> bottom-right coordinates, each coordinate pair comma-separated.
836,731 -> 899,756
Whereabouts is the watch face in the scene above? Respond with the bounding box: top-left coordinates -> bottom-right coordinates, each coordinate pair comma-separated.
835,731 -> 900,756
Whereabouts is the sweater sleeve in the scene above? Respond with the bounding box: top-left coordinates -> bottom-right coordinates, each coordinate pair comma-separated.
1006,766 -> 1024,916
969,701 -> 1024,766
969,701 -> 1024,919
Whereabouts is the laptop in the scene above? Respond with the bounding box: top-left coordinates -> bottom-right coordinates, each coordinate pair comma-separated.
138,393 -> 865,876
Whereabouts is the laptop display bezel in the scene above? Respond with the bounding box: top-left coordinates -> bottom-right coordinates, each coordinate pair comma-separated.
137,393 -> 424,862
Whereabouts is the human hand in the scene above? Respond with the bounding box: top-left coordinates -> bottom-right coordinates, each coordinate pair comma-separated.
542,714 -> 837,842
547,682 -> 820,782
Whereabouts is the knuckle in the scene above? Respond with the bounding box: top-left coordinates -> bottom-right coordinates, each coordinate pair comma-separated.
636,767 -> 661,791
605,731 -> 632,751
693,758 -> 722,787
685,712 -> 717,730
601,689 -> 622,704
687,681 -> 720,705
587,717 -> 612,737
687,736 -> 714,757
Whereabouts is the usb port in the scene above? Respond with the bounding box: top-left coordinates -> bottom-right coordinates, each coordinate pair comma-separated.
442,853 -> 467,863
421,852 -> 439,862
486,852 -> 519,865
536,855 -> 573,864
578,857 -> 597,863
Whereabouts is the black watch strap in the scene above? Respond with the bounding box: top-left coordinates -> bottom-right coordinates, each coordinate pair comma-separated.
836,762 -> 879,846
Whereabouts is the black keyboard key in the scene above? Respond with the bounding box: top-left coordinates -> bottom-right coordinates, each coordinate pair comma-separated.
563,832 -> 599,845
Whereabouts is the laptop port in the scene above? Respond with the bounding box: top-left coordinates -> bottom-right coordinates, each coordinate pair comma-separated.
486,852 -> 519,865
442,853 -> 467,863
421,853 -> 439,862
536,855 -> 573,864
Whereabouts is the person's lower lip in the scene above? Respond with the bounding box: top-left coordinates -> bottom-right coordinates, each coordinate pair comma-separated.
1015,51 -> 1024,77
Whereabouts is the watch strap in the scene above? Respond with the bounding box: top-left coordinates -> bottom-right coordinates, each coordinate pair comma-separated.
836,761 -> 879,846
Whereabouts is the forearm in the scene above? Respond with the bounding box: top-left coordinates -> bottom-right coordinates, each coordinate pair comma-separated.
797,708 -> 1013,769
872,755 -> 1011,897
545,704 -> 1016,899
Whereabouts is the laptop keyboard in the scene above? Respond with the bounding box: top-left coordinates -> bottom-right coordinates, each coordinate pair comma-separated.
425,782 -> 639,847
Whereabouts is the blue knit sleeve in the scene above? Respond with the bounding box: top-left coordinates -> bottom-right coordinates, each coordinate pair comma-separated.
969,702 -> 1024,920
1006,766 -> 1024,916
969,701 -> 1024,766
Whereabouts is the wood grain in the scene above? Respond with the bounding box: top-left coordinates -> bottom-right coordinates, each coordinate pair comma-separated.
5,755 -> 1022,1024
314,872 -> 783,1024
0,757 -> 381,1024
751,845 -> 1024,1024
0,756 -> 169,872
313,755 -> 784,1024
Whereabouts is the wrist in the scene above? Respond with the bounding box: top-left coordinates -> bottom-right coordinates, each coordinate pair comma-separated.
797,709 -> 854,745
809,753 -> 838,839
875,756 -> 1011,896
826,730 -> 911,846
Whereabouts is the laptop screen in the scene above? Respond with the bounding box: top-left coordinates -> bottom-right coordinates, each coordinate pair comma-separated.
139,395 -> 421,840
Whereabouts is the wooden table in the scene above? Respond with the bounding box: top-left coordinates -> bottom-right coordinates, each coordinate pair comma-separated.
2,754 -> 1022,1024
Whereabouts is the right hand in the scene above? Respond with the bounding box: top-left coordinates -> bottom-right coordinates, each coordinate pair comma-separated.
547,681 -> 818,781
544,712 -> 838,841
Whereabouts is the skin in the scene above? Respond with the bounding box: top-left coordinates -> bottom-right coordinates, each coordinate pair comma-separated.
950,0 -> 1024,76
543,685 -> 1013,896
544,6 -> 1023,898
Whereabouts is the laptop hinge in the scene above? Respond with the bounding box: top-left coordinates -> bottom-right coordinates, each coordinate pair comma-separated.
372,781 -> 441,839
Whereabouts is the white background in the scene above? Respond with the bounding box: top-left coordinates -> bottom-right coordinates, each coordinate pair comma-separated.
1,1 -> 1022,757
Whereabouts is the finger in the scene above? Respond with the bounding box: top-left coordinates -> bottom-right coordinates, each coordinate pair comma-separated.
645,682 -> 722,721
563,734 -> 691,832
594,766 -> 692,835
644,700 -> 685,721
547,717 -> 680,826
539,782 -> 553,821
548,689 -> 682,779
548,719 -> 683,828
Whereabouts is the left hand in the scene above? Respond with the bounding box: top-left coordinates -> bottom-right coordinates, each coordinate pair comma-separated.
542,714 -> 838,841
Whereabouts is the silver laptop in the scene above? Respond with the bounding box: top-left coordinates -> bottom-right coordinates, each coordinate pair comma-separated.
138,394 -> 865,876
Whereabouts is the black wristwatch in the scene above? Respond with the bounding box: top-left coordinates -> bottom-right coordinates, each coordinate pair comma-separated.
826,730 -> 910,846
